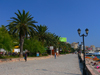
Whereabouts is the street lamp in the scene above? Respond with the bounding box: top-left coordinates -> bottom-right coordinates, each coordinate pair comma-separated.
77,28 -> 89,75
80,42 -> 83,54
77,42 -> 82,54
77,42 -> 82,63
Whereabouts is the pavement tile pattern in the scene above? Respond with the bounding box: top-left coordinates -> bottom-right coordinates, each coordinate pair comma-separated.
0,54 -> 82,75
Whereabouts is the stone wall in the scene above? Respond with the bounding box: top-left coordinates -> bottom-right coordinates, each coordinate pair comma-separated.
80,54 -> 100,75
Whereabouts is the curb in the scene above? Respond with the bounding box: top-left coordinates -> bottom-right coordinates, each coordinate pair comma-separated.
0,55 -> 54,63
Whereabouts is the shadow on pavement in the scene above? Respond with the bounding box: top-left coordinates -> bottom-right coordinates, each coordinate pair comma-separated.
78,55 -> 89,75
66,73 -> 82,75
78,55 -> 83,74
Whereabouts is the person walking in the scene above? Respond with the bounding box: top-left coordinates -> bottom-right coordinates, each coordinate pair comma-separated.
24,52 -> 27,62
55,52 -> 56,59
54,47 -> 56,59
57,50 -> 59,57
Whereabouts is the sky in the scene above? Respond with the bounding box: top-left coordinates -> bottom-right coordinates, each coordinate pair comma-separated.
0,0 -> 100,47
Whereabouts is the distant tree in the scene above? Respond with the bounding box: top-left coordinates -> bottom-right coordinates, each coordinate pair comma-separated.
58,42 -> 70,53
45,32 -> 60,48
36,25 -> 48,45
0,26 -> 14,51
23,38 -> 45,56
71,48 -> 75,53
6,10 -> 37,57
67,43 -> 71,52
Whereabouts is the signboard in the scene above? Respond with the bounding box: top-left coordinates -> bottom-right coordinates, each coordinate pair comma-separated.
50,46 -> 53,50
59,37 -> 67,42
88,48 -> 92,50
14,49 -> 20,53
15,46 -> 19,48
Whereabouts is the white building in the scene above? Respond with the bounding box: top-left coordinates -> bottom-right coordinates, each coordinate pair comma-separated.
71,42 -> 78,49
96,47 -> 100,50
90,45 -> 96,51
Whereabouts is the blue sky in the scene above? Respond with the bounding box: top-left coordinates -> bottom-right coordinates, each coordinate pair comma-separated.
0,0 -> 100,47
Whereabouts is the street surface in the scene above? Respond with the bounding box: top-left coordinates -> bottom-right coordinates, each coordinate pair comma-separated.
0,54 -> 82,75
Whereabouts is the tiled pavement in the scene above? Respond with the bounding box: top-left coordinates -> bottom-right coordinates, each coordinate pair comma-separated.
0,54 -> 82,75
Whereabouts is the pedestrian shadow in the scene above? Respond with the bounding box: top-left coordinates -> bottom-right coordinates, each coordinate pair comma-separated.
66,73 -> 82,75
20,60 -> 26,62
36,69 -> 82,75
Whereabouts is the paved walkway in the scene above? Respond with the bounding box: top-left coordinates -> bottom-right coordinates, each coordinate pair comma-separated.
0,54 -> 82,75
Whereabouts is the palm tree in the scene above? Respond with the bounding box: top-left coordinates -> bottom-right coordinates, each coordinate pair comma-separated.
45,32 -> 60,47
6,10 -> 37,57
36,25 -> 48,45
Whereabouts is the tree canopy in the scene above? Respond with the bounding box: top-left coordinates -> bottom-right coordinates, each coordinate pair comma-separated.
0,25 -> 14,51
0,9 -> 74,57
23,38 -> 46,54
6,10 -> 37,57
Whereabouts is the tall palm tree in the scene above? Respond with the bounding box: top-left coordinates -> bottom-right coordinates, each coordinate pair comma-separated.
6,10 -> 37,57
36,25 -> 48,45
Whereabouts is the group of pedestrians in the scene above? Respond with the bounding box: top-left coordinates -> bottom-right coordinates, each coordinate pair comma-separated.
24,51 -> 59,62
54,52 -> 59,59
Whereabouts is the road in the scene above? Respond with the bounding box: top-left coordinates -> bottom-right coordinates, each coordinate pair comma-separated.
0,54 -> 82,75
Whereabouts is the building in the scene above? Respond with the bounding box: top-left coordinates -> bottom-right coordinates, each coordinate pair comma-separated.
90,45 -> 95,51
85,46 -> 88,50
12,46 -> 20,53
96,47 -> 100,50
71,42 -> 78,49
87,47 -> 92,50
80,45 -> 87,51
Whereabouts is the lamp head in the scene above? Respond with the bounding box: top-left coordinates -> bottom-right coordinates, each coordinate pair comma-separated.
85,28 -> 89,34
77,28 -> 81,35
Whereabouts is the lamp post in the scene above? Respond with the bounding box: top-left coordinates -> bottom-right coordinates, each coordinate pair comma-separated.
80,42 -> 83,54
77,28 -> 89,75
77,42 -> 79,53
79,43 -> 83,63
77,42 -> 82,63
77,42 -> 82,54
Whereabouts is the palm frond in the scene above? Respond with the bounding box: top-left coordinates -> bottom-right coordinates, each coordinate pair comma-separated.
7,9 -> 37,38
10,17 -> 20,22
15,12 -> 21,20
18,10 -> 22,15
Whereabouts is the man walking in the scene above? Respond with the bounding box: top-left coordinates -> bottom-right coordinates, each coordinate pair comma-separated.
54,47 -> 56,59
55,52 -> 56,59
24,52 -> 27,62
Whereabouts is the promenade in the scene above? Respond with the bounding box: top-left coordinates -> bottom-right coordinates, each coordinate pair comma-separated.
0,54 -> 82,75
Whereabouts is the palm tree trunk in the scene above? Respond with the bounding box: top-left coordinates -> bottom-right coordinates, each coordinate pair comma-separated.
42,39 -> 44,46
20,35 -> 24,57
